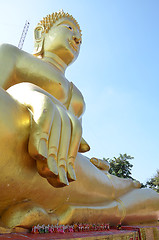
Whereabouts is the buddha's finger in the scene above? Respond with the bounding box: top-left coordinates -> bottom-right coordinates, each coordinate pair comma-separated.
47,107 -> 61,176
67,112 -> 82,181
56,106 -> 71,185
28,94 -> 55,161
36,159 -> 55,178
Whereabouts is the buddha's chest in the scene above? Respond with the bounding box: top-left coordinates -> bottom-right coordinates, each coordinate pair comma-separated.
15,59 -> 70,105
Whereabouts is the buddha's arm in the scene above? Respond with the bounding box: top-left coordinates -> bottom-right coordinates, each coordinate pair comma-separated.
0,44 -> 69,104
0,43 -> 85,184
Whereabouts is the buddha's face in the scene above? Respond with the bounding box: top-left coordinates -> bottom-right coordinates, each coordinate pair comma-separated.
43,18 -> 82,65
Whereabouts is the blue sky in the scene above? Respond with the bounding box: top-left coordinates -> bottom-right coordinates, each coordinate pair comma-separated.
0,0 -> 159,183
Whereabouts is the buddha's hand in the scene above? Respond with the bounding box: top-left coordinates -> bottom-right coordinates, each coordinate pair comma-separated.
7,83 -> 82,186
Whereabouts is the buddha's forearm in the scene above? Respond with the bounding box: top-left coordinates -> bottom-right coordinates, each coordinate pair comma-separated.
0,87 -> 31,142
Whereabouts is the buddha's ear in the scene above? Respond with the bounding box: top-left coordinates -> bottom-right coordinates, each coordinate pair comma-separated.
33,25 -> 45,56
34,25 -> 44,41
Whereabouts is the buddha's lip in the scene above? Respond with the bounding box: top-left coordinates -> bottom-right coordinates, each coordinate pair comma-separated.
69,40 -> 78,52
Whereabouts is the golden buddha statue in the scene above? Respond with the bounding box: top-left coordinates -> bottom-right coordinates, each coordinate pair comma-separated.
0,10 -> 158,232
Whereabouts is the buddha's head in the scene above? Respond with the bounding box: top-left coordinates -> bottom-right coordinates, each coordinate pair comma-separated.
34,10 -> 82,66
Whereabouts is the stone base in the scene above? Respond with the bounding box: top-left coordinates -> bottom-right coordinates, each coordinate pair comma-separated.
122,225 -> 159,240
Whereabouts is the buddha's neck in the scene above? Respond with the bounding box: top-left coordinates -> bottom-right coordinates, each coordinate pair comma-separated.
42,51 -> 67,74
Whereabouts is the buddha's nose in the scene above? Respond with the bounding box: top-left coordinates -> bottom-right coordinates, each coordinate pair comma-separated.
73,36 -> 82,45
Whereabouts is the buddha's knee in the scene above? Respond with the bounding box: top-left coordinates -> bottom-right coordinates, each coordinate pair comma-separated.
1,201 -> 57,229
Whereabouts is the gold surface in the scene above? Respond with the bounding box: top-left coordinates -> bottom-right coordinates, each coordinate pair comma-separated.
0,10 -> 159,231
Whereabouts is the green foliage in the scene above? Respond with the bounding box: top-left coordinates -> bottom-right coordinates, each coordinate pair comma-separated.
104,153 -> 134,180
140,183 -> 147,188
146,170 -> 159,193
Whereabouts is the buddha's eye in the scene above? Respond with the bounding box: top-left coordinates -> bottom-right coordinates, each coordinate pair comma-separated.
68,26 -> 73,30
62,24 -> 73,31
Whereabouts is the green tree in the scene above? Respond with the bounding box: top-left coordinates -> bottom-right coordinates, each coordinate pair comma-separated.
104,153 -> 134,180
146,170 -> 159,193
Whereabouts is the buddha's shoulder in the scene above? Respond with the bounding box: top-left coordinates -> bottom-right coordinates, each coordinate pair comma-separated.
0,43 -> 30,58
0,43 -> 20,54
